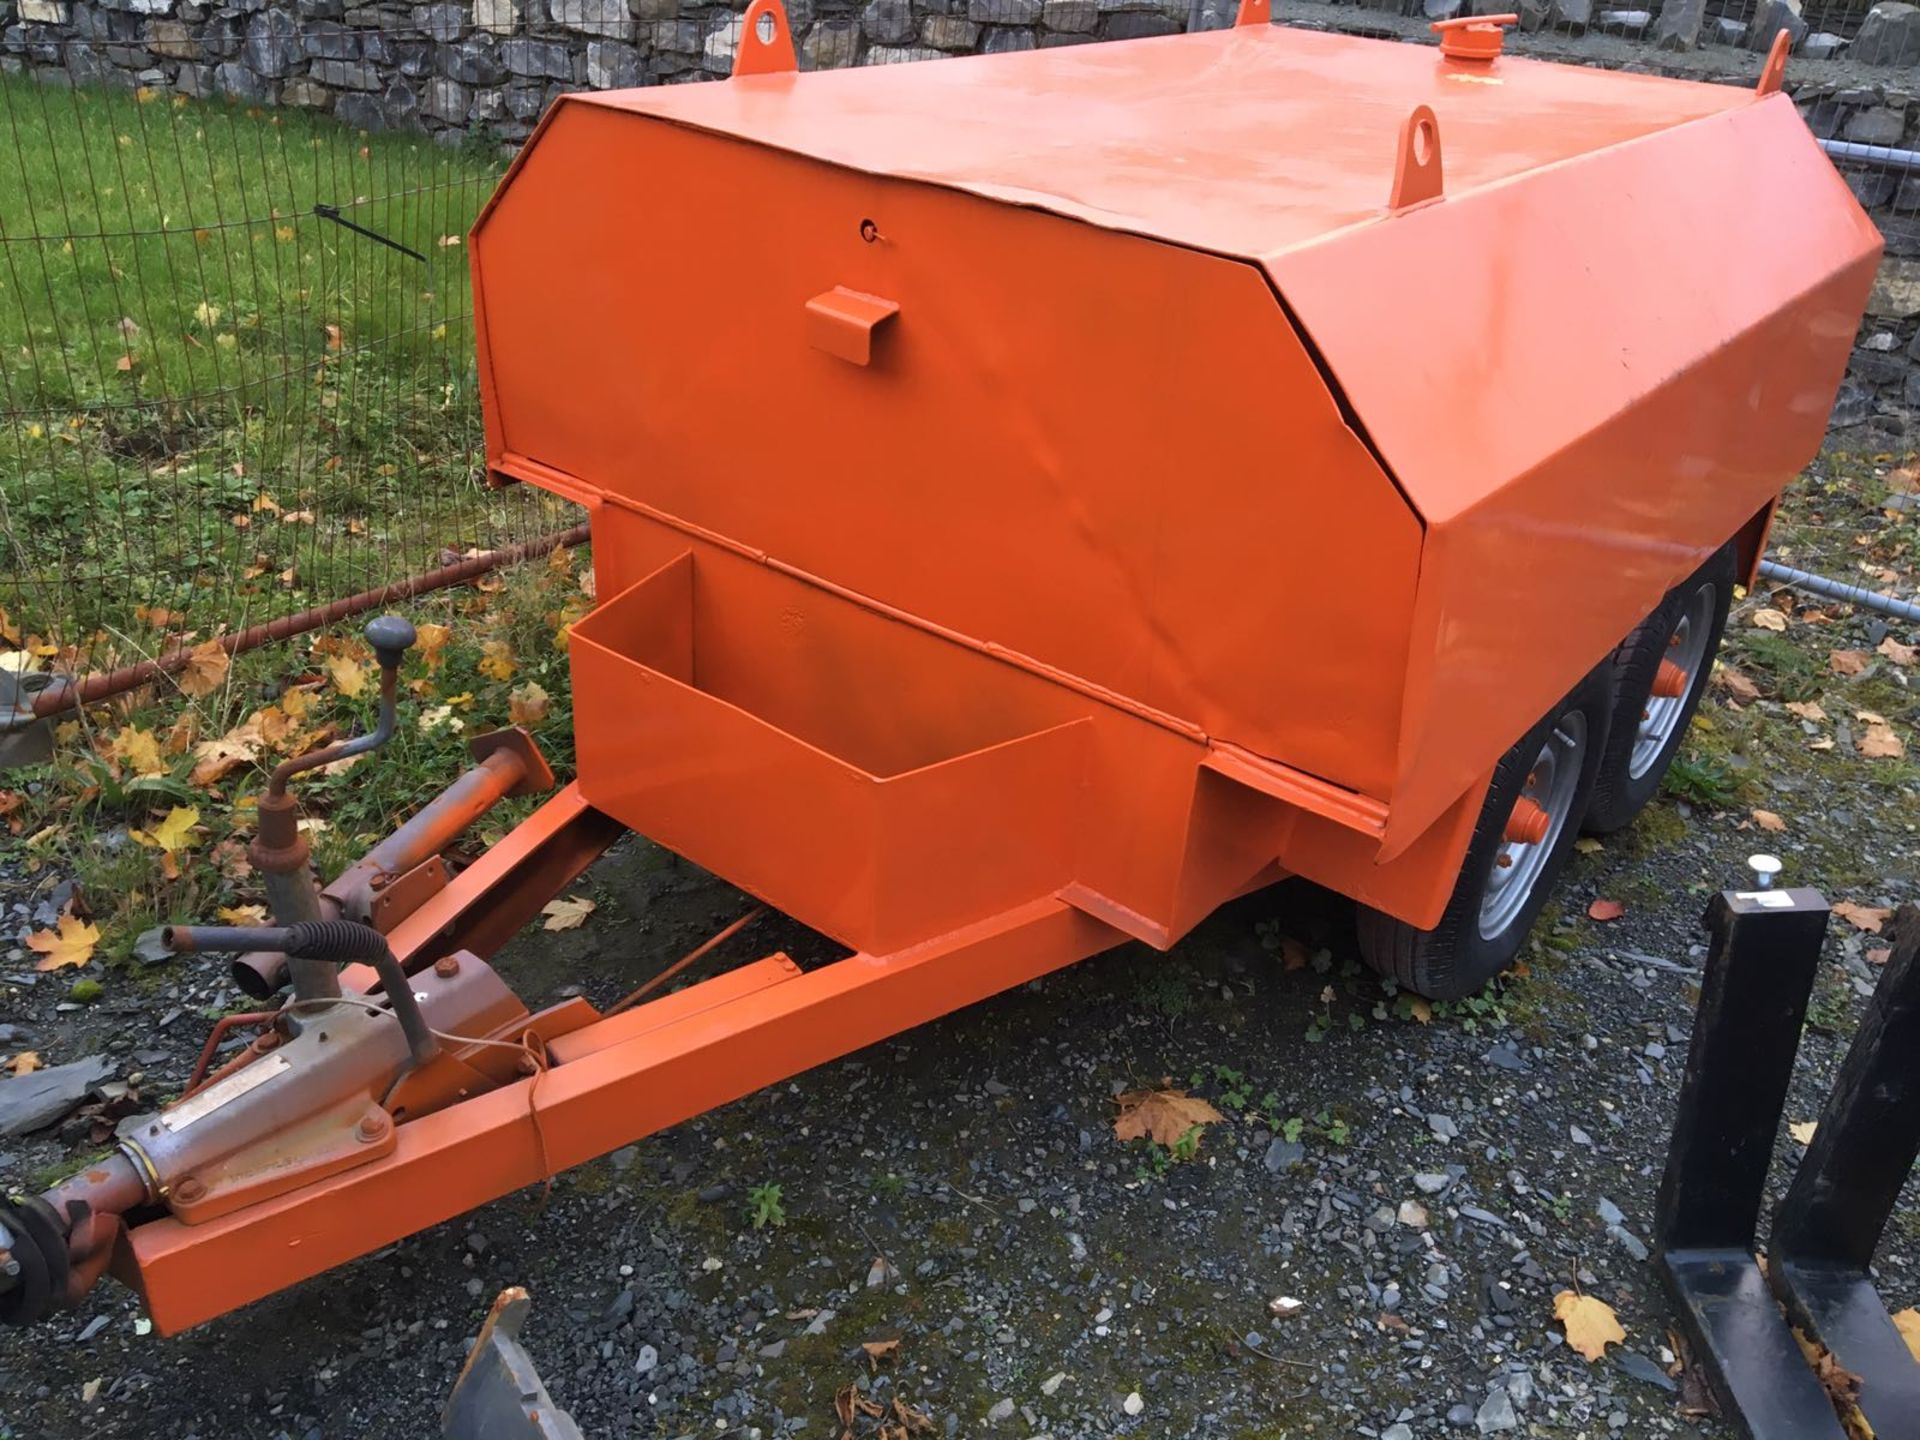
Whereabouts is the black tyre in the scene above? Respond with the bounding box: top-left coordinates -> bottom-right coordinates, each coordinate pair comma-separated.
1582,543 -> 1736,836
1357,666 -> 1612,1000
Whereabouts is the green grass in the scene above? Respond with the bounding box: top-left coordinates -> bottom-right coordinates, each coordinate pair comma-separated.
0,548 -> 588,972
0,75 -> 560,655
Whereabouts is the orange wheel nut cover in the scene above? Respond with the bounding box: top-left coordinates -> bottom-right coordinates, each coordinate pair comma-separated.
1652,659 -> 1689,699
1504,797 -> 1551,846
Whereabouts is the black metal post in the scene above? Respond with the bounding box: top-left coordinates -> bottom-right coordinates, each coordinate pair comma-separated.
1771,905 -> 1920,1440
1654,887 -> 1845,1440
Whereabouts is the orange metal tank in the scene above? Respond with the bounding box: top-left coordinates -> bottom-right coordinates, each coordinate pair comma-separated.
469,21 -> 1878,953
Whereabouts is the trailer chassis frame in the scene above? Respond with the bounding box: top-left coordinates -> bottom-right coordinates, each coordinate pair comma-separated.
110,782 -> 1130,1334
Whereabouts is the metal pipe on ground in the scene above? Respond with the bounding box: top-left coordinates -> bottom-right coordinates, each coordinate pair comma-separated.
25,523 -> 591,723
1818,139 -> 1920,175
1757,559 -> 1920,625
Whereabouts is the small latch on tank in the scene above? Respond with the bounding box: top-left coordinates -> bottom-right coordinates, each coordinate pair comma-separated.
805,286 -> 900,367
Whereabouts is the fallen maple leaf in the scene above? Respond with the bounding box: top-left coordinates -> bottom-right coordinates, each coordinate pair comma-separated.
1588,899 -> 1626,922
217,904 -> 268,925
541,895 -> 597,931
890,1396 -> 936,1435
1276,935 -> 1310,971
1893,1309 -> 1920,1364
414,622 -> 452,668
1112,1086 -> 1224,1149
1716,667 -> 1760,703
1750,609 -> 1789,632
1860,723 -> 1905,760
27,913 -> 102,972
1554,1290 -> 1626,1362
1879,636 -> 1916,667
1793,1328 -> 1866,1431
189,734 -> 259,786
861,1338 -> 900,1368
7,1050 -> 42,1075
1407,996 -> 1432,1025
325,654 -> 368,698
1833,901 -> 1892,933
509,682 -> 551,726
131,805 -> 199,854
1869,947 -> 1893,966
1829,649 -> 1870,677
176,640 -> 231,699
1789,1120 -> 1818,1145
1573,836 -> 1604,855
111,727 -> 166,776
479,639 -> 517,682
834,1385 -> 886,1429
1785,700 -> 1828,723
1751,809 -> 1787,833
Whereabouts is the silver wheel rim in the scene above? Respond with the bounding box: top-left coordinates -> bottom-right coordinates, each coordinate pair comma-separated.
1629,583 -> 1716,781
1479,711 -> 1587,941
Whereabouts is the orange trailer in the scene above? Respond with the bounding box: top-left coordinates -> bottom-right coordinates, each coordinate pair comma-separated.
0,10 -> 1879,1336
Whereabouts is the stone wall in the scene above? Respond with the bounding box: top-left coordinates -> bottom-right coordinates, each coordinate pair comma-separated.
1799,79 -> 1920,449
2,0 -> 1918,145
0,0 -> 1916,431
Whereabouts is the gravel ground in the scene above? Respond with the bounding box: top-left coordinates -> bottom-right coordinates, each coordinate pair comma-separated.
2,588 -> 1918,1440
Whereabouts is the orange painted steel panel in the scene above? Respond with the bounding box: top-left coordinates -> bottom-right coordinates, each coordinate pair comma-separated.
568,504 -> 1471,943
570,549 -> 1094,954
128,899 -> 1124,1335
565,26 -> 1748,263
1269,95 -> 1878,848
472,101 -> 1423,803
466,23 -> 1874,940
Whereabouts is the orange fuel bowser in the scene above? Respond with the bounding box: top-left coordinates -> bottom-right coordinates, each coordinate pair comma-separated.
0,13 -> 1877,1337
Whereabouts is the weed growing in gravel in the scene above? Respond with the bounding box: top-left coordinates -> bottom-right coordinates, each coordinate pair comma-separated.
1662,750 -> 1740,807
746,1182 -> 788,1230
1193,1063 -> 1251,1112
1805,970 -> 1857,1034
1134,1125 -> 1203,1182
1311,1108 -> 1351,1146
1428,990 -> 1510,1034
1739,631 -> 1827,702
1134,968 -> 1193,1021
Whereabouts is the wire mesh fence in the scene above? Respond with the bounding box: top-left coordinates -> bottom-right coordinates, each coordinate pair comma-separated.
0,0 -> 1915,674
0,28 -> 571,674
